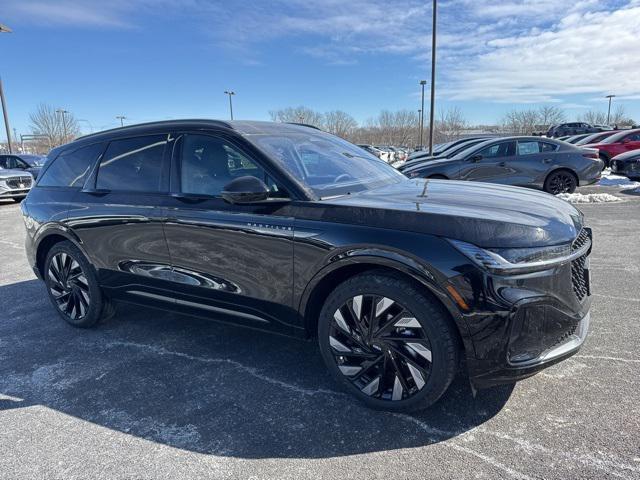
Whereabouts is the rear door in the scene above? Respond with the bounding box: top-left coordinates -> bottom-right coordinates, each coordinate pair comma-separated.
620,131 -> 640,154
69,133 -> 174,298
513,140 -> 559,187
162,131 -> 296,331
459,140 -> 516,184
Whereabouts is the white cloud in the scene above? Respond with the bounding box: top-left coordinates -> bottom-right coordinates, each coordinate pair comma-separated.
442,3 -> 640,102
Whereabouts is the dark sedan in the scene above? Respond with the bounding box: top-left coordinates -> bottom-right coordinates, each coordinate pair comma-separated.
547,122 -> 602,137
402,136 -> 603,194
0,153 -> 46,179
399,138 -> 488,172
611,150 -> 640,180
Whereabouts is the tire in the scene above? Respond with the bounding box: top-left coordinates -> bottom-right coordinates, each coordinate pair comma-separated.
599,153 -> 609,170
428,174 -> 448,180
544,170 -> 577,194
318,272 -> 459,411
44,240 -> 111,328
13,197 -> 25,203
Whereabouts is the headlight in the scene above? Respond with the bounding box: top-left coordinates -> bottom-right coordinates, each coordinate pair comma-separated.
448,238 -> 589,274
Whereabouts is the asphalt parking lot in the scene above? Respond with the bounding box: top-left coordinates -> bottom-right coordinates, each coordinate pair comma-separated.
1,184 -> 639,480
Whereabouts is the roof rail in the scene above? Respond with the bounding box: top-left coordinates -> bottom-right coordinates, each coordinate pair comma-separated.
285,122 -> 322,131
74,119 -> 233,142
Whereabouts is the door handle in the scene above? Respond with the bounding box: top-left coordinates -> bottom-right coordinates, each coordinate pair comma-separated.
498,162 -> 506,167
542,158 -> 552,164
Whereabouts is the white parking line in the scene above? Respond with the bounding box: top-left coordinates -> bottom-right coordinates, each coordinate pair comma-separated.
593,293 -> 640,302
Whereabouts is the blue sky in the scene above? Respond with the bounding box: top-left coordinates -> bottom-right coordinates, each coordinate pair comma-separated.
2,0 -> 640,140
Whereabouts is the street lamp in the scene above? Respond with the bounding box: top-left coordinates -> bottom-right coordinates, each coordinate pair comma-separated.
116,115 -> 126,127
56,109 -> 69,144
605,95 -> 616,125
224,90 -> 235,120
78,119 -> 95,133
1,24 -> 13,153
419,80 -> 427,148
428,0 -> 437,156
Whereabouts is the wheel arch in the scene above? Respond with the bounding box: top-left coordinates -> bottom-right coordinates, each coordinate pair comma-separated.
34,226 -> 87,278
299,252 -> 471,352
545,167 -> 579,187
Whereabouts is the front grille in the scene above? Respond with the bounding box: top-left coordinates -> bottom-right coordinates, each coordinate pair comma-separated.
5,176 -> 32,189
571,228 -> 591,301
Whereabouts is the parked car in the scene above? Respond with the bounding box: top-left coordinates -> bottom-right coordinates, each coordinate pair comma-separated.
357,144 -> 386,160
375,146 -> 396,163
0,153 -> 46,179
610,150 -> 640,180
402,136 -> 602,194
574,130 -> 619,146
583,128 -> 640,167
407,137 -> 484,161
399,138 -> 488,172
547,122 -> 602,138
0,167 -> 33,202
562,133 -> 594,144
23,120 -> 593,411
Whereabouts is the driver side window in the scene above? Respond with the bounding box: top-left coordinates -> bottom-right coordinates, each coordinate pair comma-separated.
477,141 -> 515,159
179,134 -> 287,198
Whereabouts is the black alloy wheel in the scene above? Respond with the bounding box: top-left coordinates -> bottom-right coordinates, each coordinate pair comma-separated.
319,273 -> 459,411
545,170 -> 577,194
44,241 -> 111,327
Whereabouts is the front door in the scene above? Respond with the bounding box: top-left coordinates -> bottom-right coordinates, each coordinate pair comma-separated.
162,132 -> 297,332
460,140 -> 516,183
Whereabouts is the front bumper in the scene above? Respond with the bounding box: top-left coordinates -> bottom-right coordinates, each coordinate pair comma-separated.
611,159 -> 640,179
0,188 -> 30,198
470,308 -> 589,387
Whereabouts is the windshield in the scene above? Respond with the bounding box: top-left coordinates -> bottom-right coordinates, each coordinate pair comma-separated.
248,131 -> 405,199
600,129 -> 640,144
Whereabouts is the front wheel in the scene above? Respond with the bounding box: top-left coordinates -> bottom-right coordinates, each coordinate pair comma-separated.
545,170 -> 577,194
318,272 -> 459,411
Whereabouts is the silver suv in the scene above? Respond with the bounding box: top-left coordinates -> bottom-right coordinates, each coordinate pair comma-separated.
0,168 -> 33,202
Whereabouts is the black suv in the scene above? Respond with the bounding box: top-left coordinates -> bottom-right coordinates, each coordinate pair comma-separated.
547,122 -> 602,138
22,120 -> 592,411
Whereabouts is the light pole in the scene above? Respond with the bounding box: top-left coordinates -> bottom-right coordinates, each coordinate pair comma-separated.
224,90 -> 235,120
419,80 -> 427,148
78,119 -> 94,133
605,95 -> 616,125
428,0 -> 437,156
56,109 -> 69,144
116,115 -> 126,127
1,24 -> 13,153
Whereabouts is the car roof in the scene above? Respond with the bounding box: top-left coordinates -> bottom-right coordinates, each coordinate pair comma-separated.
73,119 -> 321,144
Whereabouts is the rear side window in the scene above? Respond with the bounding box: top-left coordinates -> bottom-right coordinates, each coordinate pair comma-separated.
97,135 -> 168,192
38,143 -> 104,187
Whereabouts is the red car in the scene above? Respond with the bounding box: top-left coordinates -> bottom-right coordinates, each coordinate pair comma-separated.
583,128 -> 640,167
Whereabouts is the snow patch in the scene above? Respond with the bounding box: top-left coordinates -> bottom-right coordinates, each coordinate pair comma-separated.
598,171 -> 640,188
556,192 -> 622,204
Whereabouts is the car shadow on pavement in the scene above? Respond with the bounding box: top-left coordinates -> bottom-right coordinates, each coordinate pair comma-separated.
0,279 -> 514,459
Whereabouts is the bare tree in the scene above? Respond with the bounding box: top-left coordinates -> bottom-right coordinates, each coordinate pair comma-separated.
580,110 -> 608,125
537,105 -> 565,127
502,109 -> 538,135
269,106 -> 325,128
29,103 -> 80,148
323,110 -> 357,139
434,107 -> 468,143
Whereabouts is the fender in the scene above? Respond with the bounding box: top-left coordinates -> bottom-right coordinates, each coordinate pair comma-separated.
298,246 -> 473,351
30,222 -> 91,277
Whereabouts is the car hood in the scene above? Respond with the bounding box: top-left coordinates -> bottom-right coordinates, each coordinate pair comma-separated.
318,179 -> 583,248
0,168 -> 33,179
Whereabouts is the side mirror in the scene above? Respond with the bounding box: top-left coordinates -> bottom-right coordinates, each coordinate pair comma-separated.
470,154 -> 483,162
221,176 -> 270,204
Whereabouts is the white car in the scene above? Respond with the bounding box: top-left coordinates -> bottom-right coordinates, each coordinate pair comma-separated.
0,167 -> 33,203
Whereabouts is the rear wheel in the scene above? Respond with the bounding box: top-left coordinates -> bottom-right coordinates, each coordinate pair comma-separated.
318,272 -> 459,411
44,241 -> 111,328
544,170 -> 577,194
